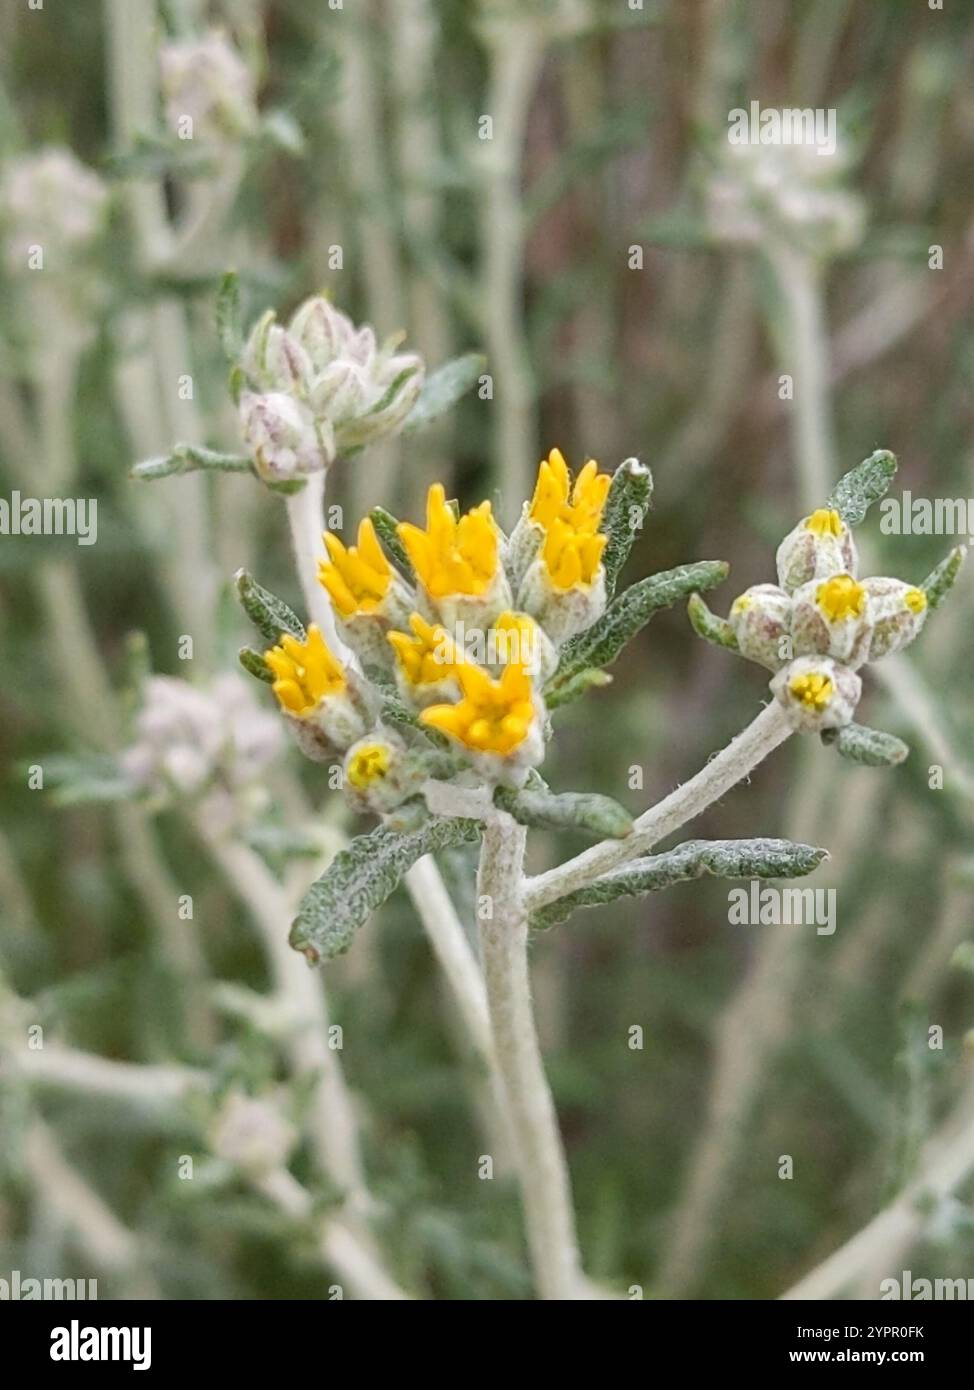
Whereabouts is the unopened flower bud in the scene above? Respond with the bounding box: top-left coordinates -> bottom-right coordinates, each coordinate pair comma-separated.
791,573 -> 872,668
239,390 -> 328,482
771,656 -> 861,734
1,146 -> 108,274
241,313 -> 312,394
776,508 -> 858,593
862,577 -> 928,661
728,584 -> 792,670
208,1090 -> 296,1177
342,731 -> 425,815
159,30 -> 257,143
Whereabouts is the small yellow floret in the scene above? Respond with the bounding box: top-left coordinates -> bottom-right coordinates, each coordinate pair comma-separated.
264,625 -> 345,717
387,613 -> 462,687
731,593 -> 754,616
789,671 -> 834,711
816,574 -> 866,623
528,449 -> 610,591
420,661 -> 536,756
397,483 -> 499,599
318,518 -> 392,619
805,508 -> 844,537
347,742 -> 392,789
904,587 -> 927,614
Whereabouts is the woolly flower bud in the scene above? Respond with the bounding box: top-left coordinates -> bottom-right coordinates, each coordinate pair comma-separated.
240,313 -> 313,394
121,674 -> 283,799
264,626 -> 369,756
771,656 -> 862,734
238,390 -> 328,482
159,30 -> 257,143
791,573 -> 873,669
290,295 -> 424,454
705,140 -> 865,256
776,508 -> 858,593
342,731 -> 423,815
861,577 -> 928,661
728,584 -> 792,670
208,1090 -> 296,1177
0,146 -> 108,274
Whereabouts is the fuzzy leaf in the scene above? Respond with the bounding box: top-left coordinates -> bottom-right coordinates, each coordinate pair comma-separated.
687,592 -> 739,650
239,647 -> 275,683
290,817 -> 482,961
548,560 -> 729,696
544,667 -> 612,710
370,506 -> 415,578
36,754 -> 137,807
601,458 -> 653,596
821,722 -> 910,767
216,271 -> 244,364
922,545 -> 965,610
404,353 -> 485,432
235,570 -> 305,644
497,785 -> 633,839
827,449 -> 897,527
531,837 -> 828,930
131,444 -> 252,482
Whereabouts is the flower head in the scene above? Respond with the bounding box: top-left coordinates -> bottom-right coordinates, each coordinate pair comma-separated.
238,297 -> 424,471
264,626 -> 346,718
776,508 -> 858,593
771,656 -> 862,733
398,483 -> 499,600
421,659 -> 541,766
159,30 -> 257,143
0,146 -> 108,274
319,519 -> 393,619
387,613 -> 463,697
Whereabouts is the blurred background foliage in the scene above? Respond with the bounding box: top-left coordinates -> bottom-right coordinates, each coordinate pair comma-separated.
1,0 -> 973,1300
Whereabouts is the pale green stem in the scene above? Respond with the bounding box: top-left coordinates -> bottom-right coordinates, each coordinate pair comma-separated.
479,24 -> 543,519
767,244 -> 834,512
477,811 -> 583,1299
526,700 -> 794,913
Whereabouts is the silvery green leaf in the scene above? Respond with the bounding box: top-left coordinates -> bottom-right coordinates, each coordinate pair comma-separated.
131,444 -> 252,481
105,133 -> 217,181
239,647 -> 275,683
821,722 -> 909,767
243,823 -> 325,863
216,270 -> 244,364
531,837 -> 828,930
496,785 -> 633,840
827,449 -> 897,527
290,817 -> 482,961
403,353 -> 486,432
601,458 -> 653,597
687,592 -> 739,650
548,560 -> 728,697
36,754 -> 137,807
544,667 -> 612,710
922,545 -> 965,610
235,570 -> 305,644
370,505 -> 415,578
